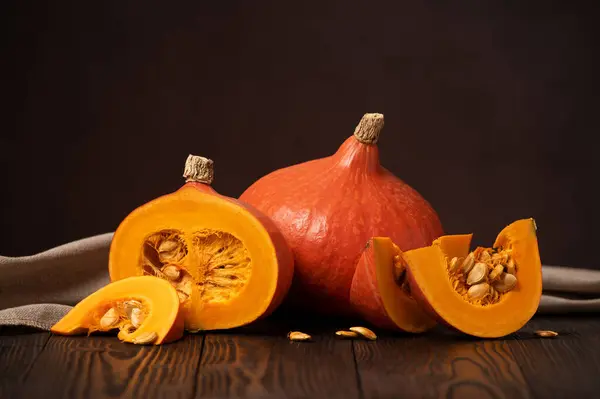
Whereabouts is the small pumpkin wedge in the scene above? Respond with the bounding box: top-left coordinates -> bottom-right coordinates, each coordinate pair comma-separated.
108,155 -> 294,332
350,237 -> 437,333
51,276 -> 184,345
404,218 -> 542,338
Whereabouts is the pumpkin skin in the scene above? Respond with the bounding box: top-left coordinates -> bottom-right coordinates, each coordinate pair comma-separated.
239,113 -> 444,315
109,155 -> 294,331
51,276 -> 184,345
350,237 -> 437,332
404,218 -> 542,338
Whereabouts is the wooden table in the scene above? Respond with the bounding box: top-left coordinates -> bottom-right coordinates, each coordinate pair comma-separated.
1,314 -> 599,398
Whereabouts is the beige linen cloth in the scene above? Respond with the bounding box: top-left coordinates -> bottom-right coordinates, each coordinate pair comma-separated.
1,233 -> 600,330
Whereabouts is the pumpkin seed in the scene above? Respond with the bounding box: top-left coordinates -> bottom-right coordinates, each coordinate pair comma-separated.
143,243 -> 163,269
131,331 -> 158,345
130,307 -> 144,328
452,279 -> 461,290
288,331 -> 311,341
123,300 -> 142,319
467,263 -> 488,285
124,299 -> 142,309
490,286 -> 500,302
493,273 -> 517,293
176,290 -> 189,303
467,282 -> 490,300
535,330 -> 558,338
488,264 -> 504,282
461,252 -> 476,274
335,330 -> 359,338
158,239 -> 185,263
159,251 -> 180,263
99,308 -> 120,329
158,239 -> 179,253
120,322 -> 136,334
448,256 -> 462,273
349,326 -> 377,340
162,265 -> 181,281
479,250 -> 491,262
506,258 -> 516,275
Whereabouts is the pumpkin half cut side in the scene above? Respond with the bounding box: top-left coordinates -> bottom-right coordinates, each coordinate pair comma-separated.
404,218 -> 542,338
349,237 -> 437,333
108,155 -> 294,332
51,276 -> 184,345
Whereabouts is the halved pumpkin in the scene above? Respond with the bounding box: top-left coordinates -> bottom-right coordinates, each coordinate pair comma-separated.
404,218 -> 542,338
108,155 -> 294,332
51,276 -> 184,345
349,237 -> 437,333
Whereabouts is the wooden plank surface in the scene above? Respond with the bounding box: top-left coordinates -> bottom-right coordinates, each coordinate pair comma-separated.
510,315 -> 600,399
0,327 -> 50,399
196,318 -> 360,399
2,316 -> 600,399
354,326 -> 532,399
16,333 -> 204,399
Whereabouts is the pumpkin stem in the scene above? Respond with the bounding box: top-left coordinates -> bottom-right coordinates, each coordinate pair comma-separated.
183,154 -> 214,184
353,113 -> 384,144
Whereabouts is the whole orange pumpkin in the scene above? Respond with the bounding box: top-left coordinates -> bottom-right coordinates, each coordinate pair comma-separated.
239,113 -> 444,316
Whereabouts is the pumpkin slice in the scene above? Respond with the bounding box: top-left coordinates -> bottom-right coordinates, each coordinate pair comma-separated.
404,218 -> 542,338
109,155 -> 294,332
350,237 -> 437,333
51,276 -> 184,345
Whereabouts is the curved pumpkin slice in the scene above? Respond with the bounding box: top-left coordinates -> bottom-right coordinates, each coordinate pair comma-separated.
350,237 -> 437,333
51,276 -> 184,345
108,155 -> 294,332
405,218 -> 542,338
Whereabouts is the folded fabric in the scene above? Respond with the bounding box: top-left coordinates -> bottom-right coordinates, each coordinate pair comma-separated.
1,233 -> 599,330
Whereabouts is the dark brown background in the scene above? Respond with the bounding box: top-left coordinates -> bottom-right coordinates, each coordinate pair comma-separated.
1,1 -> 598,268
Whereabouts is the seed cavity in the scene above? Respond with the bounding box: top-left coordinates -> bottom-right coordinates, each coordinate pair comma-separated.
193,229 -> 251,304
140,229 -> 251,306
94,299 -> 151,336
447,245 -> 519,306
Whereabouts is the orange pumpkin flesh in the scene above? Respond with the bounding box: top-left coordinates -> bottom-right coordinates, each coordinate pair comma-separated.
350,237 -> 436,333
404,218 -> 542,338
109,155 -> 294,332
50,276 -> 184,345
